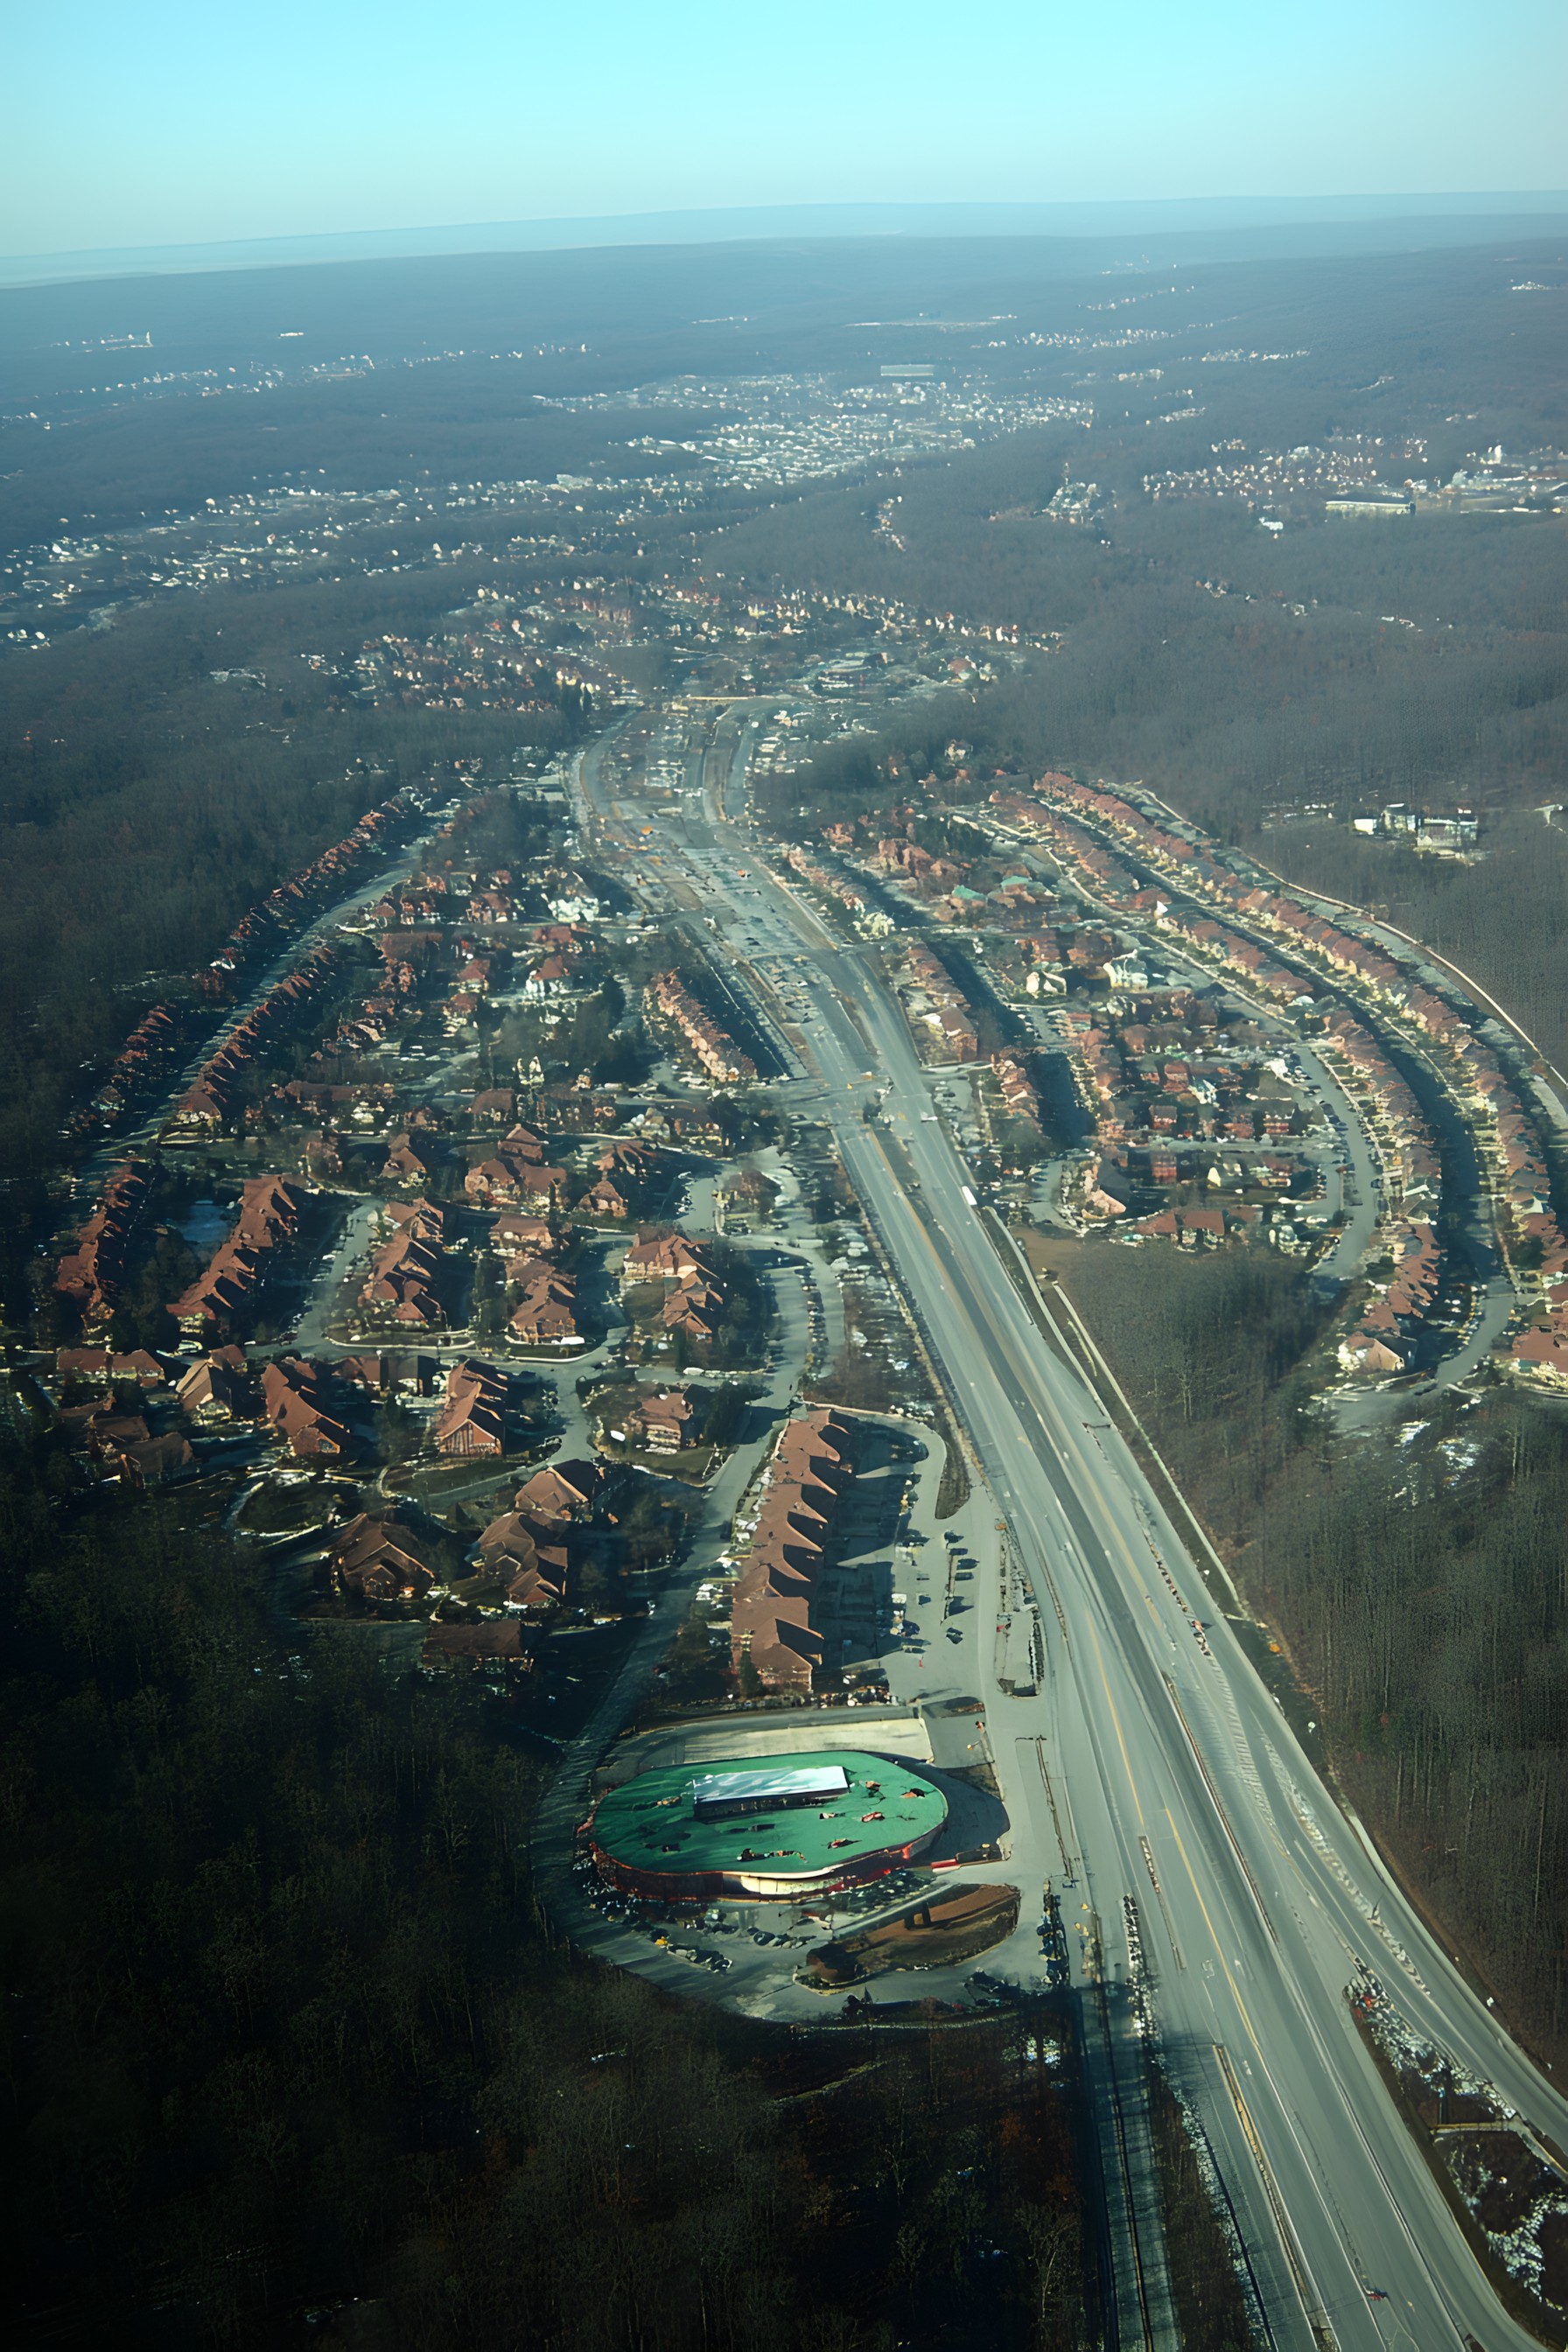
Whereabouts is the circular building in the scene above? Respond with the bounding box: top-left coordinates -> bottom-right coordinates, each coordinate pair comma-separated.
591,1749 -> 949,1901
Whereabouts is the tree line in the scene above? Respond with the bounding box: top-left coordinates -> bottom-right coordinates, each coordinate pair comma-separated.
0,1418 -> 1096,2348
1050,1237 -> 1568,2066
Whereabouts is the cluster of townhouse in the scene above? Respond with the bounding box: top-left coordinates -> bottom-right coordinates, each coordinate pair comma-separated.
325,969 -> 410,1061
376,1123 -> 444,1191
443,944 -> 507,1035
990,1049 -> 1044,1130
1085,993 -> 1309,1150
898,941 -> 979,1064
361,1199 -> 447,1327
262,1355 -> 353,1457
645,969 -> 756,1086
172,943 -> 343,1132
618,1385 -> 696,1452
46,1335 -> 444,1482
431,1358 -> 514,1455
54,1160 -> 152,1326
578,1136 -> 658,1222
621,1228 -> 732,1351
715,1165 -> 779,1232
472,1458 -> 605,1612
730,1410 -> 855,1692
263,1348 -> 476,1459
810,803 -> 966,916
518,933 -> 580,1004
1013,774 -> 1568,1368
780,841 -> 886,933
46,1343 -> 199,1489
169,1175 -> 310,1336
328,1503 -> 446,1601
506,1233 -> 582,1347
846,808 -> 1059,937
354,626 -> 557,718
465,1123 -> 571,1210
84,1004 -> 186,1131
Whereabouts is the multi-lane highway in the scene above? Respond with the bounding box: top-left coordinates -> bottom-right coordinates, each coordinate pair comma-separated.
573,715 -> 1568,2351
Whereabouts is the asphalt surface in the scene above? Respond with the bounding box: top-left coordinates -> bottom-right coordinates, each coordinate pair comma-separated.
574,723 -> 1568,2352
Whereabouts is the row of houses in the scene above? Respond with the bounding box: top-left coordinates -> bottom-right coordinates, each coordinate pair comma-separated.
203,786 -> 416,988
990,1048 -> 1043,1130
1019,774 -> 1566,1278
361,1198 -> 447,1327
54,1160 -> 151,1326
86,1004 -> 184,1129
173,942 -> 344,1132
169,1174 -> 310,1335
730,1409 -> 855,1692
645,969 -> 756,1086
899,940 -> 978,1063
1314,1011 -> 1441,1376
780,841 -> 890,934
1340,1222 -> 1441,1377
1001,781 -> 1462,1372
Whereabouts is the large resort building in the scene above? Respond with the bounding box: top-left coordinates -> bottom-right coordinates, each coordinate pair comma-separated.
590,1750 -> 948,1900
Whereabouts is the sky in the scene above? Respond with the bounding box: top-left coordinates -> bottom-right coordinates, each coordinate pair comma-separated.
6,0 -> 1566,261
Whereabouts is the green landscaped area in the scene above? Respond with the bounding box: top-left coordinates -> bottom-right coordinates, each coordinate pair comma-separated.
592,1750 -> 948,1886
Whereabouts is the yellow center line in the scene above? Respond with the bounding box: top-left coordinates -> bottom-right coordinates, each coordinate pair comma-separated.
1088,1618 -> 1146,1831
1166,1805 -> 1264,2064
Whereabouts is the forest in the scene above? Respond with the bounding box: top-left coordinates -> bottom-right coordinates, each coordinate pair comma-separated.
0,1425 -> 1095,2350
724,444 -> 1566,830
1043,1240 -> 1568,2072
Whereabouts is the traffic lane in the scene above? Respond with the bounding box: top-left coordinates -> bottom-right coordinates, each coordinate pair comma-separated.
837,1124 -> 1357,2322
1003,1416 -> 1498,2344
1031,1271 -> 1568,2152
927,1298 -> 1550,2335
707,858 -> 1474,2329
836,1110 -> 1522,2345
724,871 -> 1545,2337
977,1390 -> 1387,2341
678,813 -> 1550,2339
808,927 -> 1532,2125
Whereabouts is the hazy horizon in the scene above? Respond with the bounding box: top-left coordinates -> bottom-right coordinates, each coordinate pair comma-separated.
5,187 -> 1568,293
7,0 -> 1565,269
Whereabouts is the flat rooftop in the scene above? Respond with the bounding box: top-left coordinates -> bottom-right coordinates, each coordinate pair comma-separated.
690,1762 -> 849,1818
592,1748 -> 948,1883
